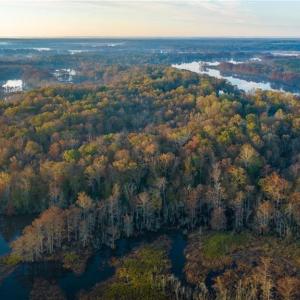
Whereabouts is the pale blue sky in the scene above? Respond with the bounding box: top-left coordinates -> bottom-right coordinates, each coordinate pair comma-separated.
0,1 -> 299,37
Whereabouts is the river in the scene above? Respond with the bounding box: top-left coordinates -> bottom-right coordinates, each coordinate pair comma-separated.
0,216 -> 187,300
173,61 -> 300,95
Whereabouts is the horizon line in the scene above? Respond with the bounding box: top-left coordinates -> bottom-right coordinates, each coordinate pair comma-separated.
1,35 -> 300,40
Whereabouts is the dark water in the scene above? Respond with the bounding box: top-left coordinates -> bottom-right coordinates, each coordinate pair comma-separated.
169,232 -> 187,280
0,216 -> 187,300
0,215 -> 36,256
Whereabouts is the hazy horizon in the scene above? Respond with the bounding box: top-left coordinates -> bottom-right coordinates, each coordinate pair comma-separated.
1,36 -> 300,39
1,1 -> 300,38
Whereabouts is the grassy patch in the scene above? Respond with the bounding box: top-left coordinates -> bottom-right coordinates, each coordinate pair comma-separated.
62,251 -> 90,275
82,242 -> 171,300
63,252 -> 80,265
202,232 -> 249,259
105,246 -> 170,300
0,254 -> 21,266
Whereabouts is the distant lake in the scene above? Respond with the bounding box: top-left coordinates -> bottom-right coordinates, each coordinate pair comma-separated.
173,61 -> 300,95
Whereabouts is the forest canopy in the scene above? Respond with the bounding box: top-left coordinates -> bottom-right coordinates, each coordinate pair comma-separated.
0,66 -> 299,263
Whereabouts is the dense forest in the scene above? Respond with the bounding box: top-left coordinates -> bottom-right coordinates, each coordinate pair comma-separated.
1,66 -> 300,299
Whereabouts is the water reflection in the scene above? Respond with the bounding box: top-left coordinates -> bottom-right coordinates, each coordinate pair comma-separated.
173,61 -> 299,95
0,225 -> 187,300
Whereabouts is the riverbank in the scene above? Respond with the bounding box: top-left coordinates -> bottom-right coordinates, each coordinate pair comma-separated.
0,229 -> 188,300
0,253 -> 22,284
173,61 -> 300,95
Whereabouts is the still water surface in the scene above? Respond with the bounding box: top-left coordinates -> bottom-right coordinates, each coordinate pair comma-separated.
173,61 -> 300,95
0,216 -> 187,300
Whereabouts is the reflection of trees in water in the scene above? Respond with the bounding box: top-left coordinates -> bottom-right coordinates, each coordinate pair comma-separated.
1,232 -> 186,300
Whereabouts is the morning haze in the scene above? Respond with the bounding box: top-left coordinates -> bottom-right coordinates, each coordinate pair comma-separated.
1,0 -> 300,37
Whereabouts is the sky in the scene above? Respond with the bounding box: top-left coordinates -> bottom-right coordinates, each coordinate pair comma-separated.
0,0 -> 300,38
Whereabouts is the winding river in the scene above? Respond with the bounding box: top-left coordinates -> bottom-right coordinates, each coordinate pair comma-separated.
173,61 -> 300,95
0,216 -> 187,300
